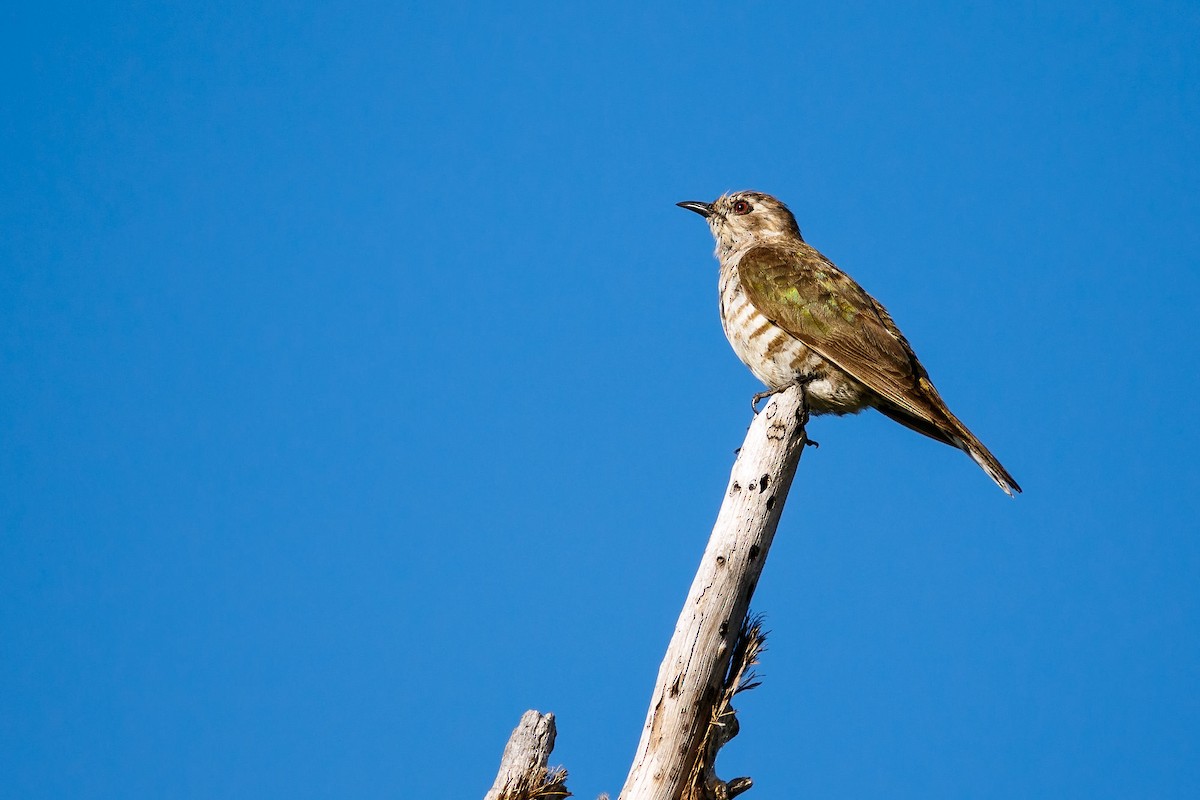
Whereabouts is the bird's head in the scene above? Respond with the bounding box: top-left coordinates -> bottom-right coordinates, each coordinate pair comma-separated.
677,191 -> 803,258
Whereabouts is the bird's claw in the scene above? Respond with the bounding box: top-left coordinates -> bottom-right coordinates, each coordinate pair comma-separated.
750,376 -> 821,448
751,374 -> 820,415
750,388 -> 778,415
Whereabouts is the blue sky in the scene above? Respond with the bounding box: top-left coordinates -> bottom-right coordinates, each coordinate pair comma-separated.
2,2 -> 1198,798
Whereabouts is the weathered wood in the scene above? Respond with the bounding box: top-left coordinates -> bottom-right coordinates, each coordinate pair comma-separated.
484,710 -> 568,800
619,386 -> 811,800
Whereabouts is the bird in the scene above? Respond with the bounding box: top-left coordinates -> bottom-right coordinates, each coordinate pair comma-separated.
677,190 -> 1021,495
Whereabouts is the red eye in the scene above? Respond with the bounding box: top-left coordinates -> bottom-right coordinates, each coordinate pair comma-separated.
732,199 -> 751,215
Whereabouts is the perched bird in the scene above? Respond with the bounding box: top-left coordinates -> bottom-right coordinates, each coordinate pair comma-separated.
678,191 -> 1021,495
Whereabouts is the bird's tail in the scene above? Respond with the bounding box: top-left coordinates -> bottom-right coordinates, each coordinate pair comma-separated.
877,387 -> 1021,496
946,418 -> 1022,497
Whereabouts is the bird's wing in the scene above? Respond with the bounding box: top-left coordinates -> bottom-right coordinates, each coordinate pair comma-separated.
736,243 -> 934,421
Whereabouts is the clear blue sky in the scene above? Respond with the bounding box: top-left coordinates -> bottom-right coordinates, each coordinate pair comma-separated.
3,2 -> 1198,798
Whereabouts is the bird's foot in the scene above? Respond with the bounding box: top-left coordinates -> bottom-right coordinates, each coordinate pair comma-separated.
787,374 -> 822,448
750,388 -> 780,415
795,402 -> 819,448
751,374 -> 820,416
751,378 -> 821,447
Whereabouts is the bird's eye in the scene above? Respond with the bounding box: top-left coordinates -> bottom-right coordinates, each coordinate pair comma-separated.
732,199 -> 752,215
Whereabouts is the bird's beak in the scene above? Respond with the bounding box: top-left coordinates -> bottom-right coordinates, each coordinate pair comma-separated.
676,200 -> 713,217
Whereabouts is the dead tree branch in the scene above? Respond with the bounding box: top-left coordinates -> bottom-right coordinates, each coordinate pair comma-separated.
619,386 -> 811,800
485,710 -> 570,800
485,384 -> 812,800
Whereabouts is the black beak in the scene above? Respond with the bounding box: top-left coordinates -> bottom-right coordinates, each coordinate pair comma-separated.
676,200 -> 712,217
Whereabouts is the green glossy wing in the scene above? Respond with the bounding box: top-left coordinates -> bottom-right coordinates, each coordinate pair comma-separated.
736,242 -> 933,420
